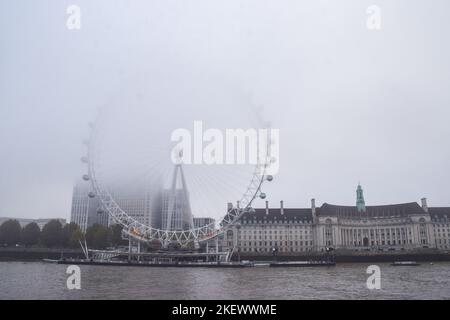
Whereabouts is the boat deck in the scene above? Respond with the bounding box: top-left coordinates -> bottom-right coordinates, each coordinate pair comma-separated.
47,259 -> 336,268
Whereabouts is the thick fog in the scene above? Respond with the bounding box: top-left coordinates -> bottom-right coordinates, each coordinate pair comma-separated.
1,0 -> 449,220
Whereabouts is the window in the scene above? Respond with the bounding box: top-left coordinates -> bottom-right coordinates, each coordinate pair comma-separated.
419,218 -> 428,245
325,219 -> 333,246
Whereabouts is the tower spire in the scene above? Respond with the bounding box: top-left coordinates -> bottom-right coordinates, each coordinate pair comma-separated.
356,183 -> 366,212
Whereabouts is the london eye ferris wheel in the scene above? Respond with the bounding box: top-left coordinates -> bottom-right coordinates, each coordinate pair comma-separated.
80,87 -> 275,248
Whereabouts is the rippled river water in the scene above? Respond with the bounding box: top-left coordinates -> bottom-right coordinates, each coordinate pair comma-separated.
1,261 -> 450,299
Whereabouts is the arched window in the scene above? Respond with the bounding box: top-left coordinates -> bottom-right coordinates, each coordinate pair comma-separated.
419,218 -> 428,245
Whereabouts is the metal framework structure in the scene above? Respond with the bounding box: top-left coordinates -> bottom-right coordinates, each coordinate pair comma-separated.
82,117 -> 273,247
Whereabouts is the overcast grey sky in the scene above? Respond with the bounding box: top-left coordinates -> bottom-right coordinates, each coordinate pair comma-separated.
1,0 -> 449,220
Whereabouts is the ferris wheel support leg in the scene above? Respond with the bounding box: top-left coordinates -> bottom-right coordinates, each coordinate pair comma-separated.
165,164 -> 179,233
179,164 -> 195,231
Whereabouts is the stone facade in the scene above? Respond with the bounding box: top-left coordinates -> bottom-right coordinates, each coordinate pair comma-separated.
222,186 -> 450,254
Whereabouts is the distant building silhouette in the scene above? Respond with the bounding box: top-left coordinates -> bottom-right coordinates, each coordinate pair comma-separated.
70,182 -> 107,232
70,181 -> 162,233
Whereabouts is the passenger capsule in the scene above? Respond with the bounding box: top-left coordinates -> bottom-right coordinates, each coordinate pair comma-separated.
259,193 -> 266,199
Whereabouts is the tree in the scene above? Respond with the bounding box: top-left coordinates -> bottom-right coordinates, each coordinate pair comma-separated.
21,222 -> 41,247
86,224 -> 109,249
70,228 -> 84,248
62,222 -> 81,248
40,220 -> 63,247
0,219 -> 22,246
108,224 -> 127,247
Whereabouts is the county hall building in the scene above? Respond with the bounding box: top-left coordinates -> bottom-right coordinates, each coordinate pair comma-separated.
222,185 -> 450,254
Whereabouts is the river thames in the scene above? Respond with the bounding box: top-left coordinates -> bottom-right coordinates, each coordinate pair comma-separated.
1,261 -> 450,299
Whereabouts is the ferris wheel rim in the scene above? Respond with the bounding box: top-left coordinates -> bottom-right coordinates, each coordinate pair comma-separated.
85,113 -> 271,246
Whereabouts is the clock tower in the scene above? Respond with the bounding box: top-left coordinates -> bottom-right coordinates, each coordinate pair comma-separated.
356,183 -> 366,212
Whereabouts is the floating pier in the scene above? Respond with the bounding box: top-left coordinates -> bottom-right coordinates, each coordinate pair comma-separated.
45,257 -> 335,268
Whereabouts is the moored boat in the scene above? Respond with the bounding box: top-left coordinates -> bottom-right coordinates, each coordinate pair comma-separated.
270,260 -> 336,267
42,259 -> 59,263
391,261 -> 420,266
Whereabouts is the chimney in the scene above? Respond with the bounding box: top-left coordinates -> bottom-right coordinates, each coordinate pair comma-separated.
311,198 -> 317,222
280,200 -> 284,215
311,198 -> 316,215
227,202 -> 233,211
421,198 -> 428,213
236,201 -> 240,209
265,201 -> 269,215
